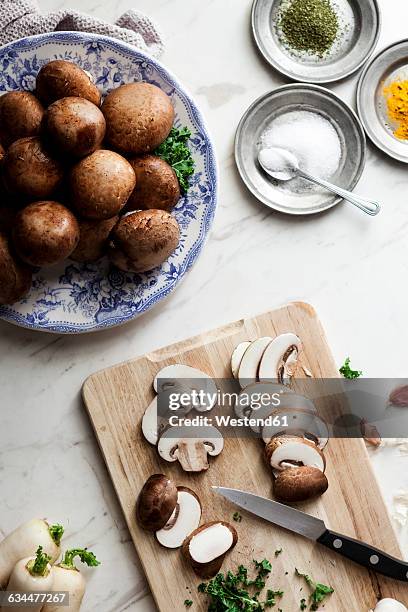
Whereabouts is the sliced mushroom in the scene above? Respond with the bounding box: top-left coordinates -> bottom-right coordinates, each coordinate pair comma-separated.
231,341 -> 251,378
238,337 -> 273,389
182,521 -> 238,578
153,364 -> 217,412
234,382 -> 289,422
274,466 -> 328,502
262,408 -> 329,449
156,486 -> 201,549
136,474 -> 178,531
248,388 -> 315,434
265,435 -> 326,473
158,426 -> 224,472
258,333 -> 302,385
371,599 -> 408,612
142,398 -> 163,445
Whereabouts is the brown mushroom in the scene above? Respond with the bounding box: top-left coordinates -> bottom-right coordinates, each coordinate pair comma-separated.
274,466 -> 328,503
70,150 -> 136,219
126,155 -> 180,212
0,91 -> 44,148
182,521 -> 238,578
70,216 -> 118,263
42,97 -> 106,157
36,60 -> 101,106
109,209 -> 180,273
102,83 -> 174,154
156,486 -> 202,549
12,201 -> 79,267
265,435 -> 326,473
136,474 -> 178,531
0,232 -> 32,304
3,137 -> 64,199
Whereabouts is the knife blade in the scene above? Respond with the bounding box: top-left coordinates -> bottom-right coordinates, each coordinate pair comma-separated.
213,486 -> 408,582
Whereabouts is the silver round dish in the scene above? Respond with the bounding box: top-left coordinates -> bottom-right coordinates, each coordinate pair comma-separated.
357,39 -> 408,163
252,0 -> 380,84
235,84 -> 366,216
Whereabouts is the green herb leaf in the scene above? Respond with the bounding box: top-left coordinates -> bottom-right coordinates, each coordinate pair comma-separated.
49,523 -> 64,546
339,357 -> 362,380
197,559 -> 283,610
28,546 -> 51,577
233,512 -> 242,523
295,569 -> 334,610
274,548 -> 282,557
61,548 -> 100,570
300,598 -> 307,610
184,600 -> 193,607
155,127 -> 195,192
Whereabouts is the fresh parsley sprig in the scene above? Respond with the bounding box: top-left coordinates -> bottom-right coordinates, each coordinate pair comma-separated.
155,126 -> 195,192
197,558 -> 283,611
339,357 -> 362,380
295,569 -> 334,610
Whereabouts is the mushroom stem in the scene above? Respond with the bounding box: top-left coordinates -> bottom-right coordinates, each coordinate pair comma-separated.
177,441 -> 209,472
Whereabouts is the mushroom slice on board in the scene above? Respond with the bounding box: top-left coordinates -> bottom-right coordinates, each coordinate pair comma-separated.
234,381 -> 290,422
238,336 -> 273,389
182,521 -> 238,578
258,333 -> 302,386
230,341 -> 251,379
156,486 -> 201,549
265,435 -> 326,473
274,466 -> 328,503
141,397 -> 164,445
158,426 -> 224,472
371,599 -> 408,612
153,364 -> 217,412
249,389 -> 314,434
136,474 -> 178,531
262,408 -> 329,449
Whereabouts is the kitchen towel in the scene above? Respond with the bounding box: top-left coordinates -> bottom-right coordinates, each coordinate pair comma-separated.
0,1 -> 164,57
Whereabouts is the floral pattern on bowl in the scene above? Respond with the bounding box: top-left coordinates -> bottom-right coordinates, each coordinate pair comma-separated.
0,32 -> 217,333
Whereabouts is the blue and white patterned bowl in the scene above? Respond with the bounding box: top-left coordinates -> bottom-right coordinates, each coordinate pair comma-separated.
0,32 -> 217,333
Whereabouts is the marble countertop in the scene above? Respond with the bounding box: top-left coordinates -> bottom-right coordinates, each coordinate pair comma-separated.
1,0 -> 408,610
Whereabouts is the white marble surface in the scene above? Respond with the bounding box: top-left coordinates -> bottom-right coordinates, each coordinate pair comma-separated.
1,0 -> 408,610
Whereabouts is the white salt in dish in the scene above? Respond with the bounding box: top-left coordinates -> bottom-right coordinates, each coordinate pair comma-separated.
235,84 -> 367,215
260,110 -> 342,196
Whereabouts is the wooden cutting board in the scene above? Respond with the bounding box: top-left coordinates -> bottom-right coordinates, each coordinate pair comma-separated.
83,302 -> 408,611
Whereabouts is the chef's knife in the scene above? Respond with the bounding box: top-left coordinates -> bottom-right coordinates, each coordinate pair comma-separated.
213,486 -> 408,582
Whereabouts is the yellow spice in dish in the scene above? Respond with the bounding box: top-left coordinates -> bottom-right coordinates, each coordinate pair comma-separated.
383,79 -> 408,140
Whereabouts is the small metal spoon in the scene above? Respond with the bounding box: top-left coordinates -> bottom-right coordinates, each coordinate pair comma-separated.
258,147 -> 380,216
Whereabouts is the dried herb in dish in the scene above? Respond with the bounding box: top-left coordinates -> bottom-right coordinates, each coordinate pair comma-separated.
279,0 -> 339,56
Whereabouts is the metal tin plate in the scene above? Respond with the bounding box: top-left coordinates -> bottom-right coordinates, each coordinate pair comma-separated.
357,39 -> 408,163
235,84 -> 366,215
252,0 -> 380,83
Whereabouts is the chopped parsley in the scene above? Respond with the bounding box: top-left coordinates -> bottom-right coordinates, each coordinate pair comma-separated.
233,512 -> 242,523
155,126 -> 195,192
198,558 -> 283,610
274,548 -> 282,557
339,357 -> 362,380
295,569 -> 334,610
184,600 -> 193,608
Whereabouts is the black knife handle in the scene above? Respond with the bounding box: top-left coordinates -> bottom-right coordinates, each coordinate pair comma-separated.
317,529 -> 408,582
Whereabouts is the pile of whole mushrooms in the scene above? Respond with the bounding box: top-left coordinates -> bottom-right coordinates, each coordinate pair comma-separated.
141,364 -> 224,472
0,59 -> 184,305
137,474 -> 237,578
0,519 -> 99,611
232,333 -> 330,503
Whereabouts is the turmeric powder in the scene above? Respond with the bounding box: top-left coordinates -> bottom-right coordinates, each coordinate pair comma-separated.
383,79 -> 408,140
